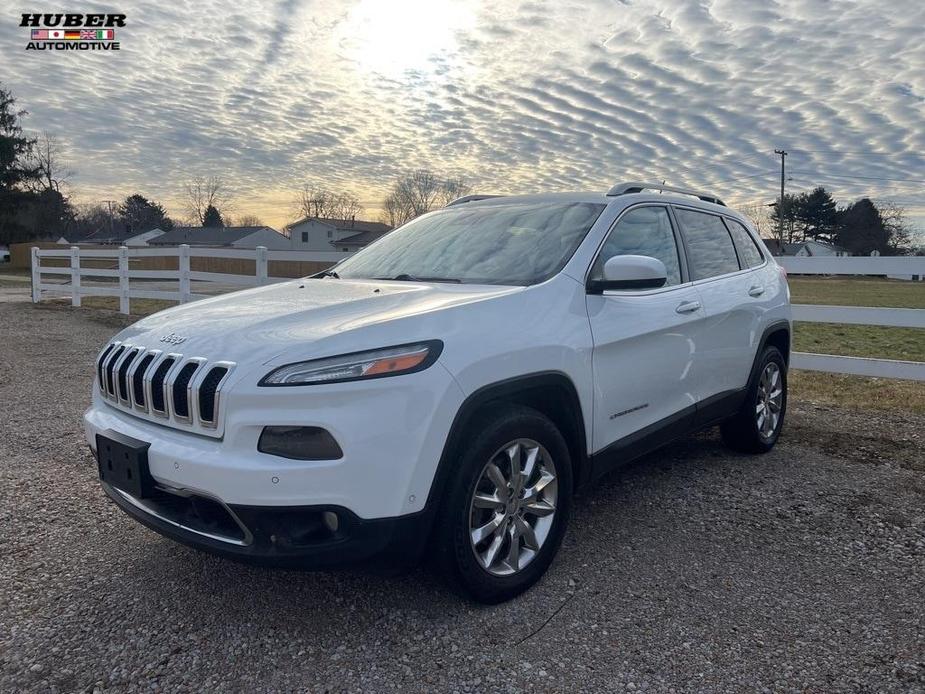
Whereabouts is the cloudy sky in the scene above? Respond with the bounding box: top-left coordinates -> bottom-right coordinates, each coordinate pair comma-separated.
2,0 -> 924,235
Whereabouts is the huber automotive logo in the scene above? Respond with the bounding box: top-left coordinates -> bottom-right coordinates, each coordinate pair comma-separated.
20,13 -> 124,51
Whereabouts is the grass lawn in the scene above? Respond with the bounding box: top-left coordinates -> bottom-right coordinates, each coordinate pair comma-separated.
788,276 -> 924,361
0,266 -> 30,278
794,322 -> 925,362
788,276 -> 925,309
80,296 -> 175,316
790,370 -> 925,414
38,296 -> 176,316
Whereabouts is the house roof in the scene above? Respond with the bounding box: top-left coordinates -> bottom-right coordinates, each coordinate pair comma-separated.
337,229 -> 392,246
149,226 -> 276,246
124,228 -> 166,240
761,238 -> 783,254
289,217 -> 392,234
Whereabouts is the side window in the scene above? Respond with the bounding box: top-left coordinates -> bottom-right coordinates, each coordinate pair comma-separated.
590,207 -> 682,288
301,231 -> 308,243
725,218 -> 764,268
675,208 -> 741,280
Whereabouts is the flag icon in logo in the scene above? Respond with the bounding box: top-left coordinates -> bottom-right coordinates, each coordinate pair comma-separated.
31,28 -> 115,41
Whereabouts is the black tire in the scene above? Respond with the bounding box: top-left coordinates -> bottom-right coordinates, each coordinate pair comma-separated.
721,345 -> 788,453
434,404 -> 572,604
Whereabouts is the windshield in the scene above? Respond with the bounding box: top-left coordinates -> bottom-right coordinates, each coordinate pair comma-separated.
333,201 -> 605,286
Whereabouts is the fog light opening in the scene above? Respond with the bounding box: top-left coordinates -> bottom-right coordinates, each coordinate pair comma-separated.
322,511 -> 339,534
257,426 -> 344,460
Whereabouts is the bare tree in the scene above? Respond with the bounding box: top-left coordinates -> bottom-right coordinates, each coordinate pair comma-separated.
879,201 -> 913,255
738,201 -> 771,238
25,131 -> 73,193
185,176 -> 232,226
294,185 -> 363,221
381,170 -> 471,227
234,213 -> 265,227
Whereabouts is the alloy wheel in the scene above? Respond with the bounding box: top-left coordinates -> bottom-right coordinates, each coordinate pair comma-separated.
468,438 -> 558,576
755,362 -> 783,439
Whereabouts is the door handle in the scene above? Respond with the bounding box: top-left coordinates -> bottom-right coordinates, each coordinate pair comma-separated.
676,300 -> 701,314
748,285 -> 765,297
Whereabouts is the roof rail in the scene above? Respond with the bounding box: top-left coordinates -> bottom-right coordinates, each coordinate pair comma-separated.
445,194 -> 504,207
606,181 -> 725,207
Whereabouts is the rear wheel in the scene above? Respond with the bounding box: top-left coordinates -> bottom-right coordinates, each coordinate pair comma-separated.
436,405 -> 572,603
721,345 -> 787,453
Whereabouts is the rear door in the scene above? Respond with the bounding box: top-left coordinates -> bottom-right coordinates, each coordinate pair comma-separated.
586,205 -> 704,453
672,206 -> 755,403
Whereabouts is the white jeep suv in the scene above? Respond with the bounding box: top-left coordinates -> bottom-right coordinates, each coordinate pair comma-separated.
85,181 -> 791,603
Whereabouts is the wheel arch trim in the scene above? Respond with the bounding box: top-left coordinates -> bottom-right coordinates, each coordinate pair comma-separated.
424,371 -> 590,514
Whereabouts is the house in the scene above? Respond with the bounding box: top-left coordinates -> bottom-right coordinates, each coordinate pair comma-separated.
760,239 -> 850,257
57,229 -> 120,245
791,240 -> 851,257
149,226 -> 290,250
123,228 -> 166,246
286,217 -> 392,253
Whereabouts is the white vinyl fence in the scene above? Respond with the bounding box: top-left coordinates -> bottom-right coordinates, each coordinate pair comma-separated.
30,244 -> 348,313
30,247 -> 925,381
777,256 -> 925,381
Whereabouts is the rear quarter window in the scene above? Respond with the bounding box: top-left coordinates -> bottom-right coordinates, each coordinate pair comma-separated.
675,208 -> 741,281
725,218 -> 765,268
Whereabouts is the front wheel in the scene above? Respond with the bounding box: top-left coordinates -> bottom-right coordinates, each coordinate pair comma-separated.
435,405 -> 572,603
721,345 -> 787,453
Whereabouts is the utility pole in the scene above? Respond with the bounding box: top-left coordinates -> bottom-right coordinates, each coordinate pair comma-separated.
774,149 -> 787,243
103,200 -> 116,235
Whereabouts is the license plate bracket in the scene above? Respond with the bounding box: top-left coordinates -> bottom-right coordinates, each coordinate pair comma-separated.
96,431 -> 154,498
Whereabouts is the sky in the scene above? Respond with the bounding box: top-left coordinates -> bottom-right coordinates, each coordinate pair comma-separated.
1,0 -> 924,238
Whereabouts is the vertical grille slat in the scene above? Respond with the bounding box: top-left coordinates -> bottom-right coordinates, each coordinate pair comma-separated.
105,346 -> 125,397
117,349 -> 140,402
150,357 -> 176,415
97,344 -> 115,393
132,353 -> 155,409
95,342 -> 233,433
172,362 -> 200,420
198,366 -> 229,424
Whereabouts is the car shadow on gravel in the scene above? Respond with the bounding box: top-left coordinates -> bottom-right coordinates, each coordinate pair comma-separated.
99,427 -> 734,621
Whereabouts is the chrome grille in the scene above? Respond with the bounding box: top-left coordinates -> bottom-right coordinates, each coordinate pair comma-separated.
96,341 -> 234,434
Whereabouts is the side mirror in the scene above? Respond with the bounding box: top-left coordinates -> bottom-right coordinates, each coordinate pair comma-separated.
587,255 -> 668,293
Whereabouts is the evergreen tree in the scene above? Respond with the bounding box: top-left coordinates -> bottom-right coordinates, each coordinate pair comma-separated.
0,85 -> 41,244
768,193 -> 800,243
836,199 -> 890,255
202,204 -> 224,228
119,194 -> 173,233
796,187 -> 838,243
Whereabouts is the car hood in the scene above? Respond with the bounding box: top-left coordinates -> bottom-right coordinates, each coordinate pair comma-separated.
114,278 -> 520,364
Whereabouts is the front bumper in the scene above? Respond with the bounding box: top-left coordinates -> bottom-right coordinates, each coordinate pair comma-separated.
83,360 -> 465,518
102,481 -> 432,568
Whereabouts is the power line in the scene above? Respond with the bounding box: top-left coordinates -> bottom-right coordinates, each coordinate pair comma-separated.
787,147 -> 920,157
789,169 -> 925,185
701,169 -> 777,185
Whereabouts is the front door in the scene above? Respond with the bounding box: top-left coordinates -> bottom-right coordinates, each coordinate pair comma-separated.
586,205 -> 704,453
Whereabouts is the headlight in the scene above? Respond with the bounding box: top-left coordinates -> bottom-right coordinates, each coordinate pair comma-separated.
259,341 -> 443,386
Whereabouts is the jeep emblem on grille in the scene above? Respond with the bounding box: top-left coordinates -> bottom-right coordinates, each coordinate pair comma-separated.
160,333 -> 188,345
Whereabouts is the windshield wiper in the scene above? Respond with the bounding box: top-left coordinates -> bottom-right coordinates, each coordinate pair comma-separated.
373,273 -> 461,283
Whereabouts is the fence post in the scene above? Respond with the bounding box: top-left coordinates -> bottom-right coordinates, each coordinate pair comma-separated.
256,246 -> 268,286
178,244 -> 191,303
31,246 -> 41,303
70,246 -> 81,307
119,246 -> 130,314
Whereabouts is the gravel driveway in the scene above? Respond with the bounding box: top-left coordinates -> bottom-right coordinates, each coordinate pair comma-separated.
2,291 -> 924,693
